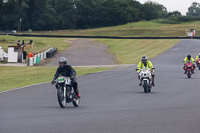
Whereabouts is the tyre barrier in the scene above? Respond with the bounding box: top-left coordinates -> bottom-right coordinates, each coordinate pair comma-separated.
46,47 -> 57,58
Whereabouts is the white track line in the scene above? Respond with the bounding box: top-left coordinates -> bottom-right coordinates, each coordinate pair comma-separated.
0,81 -> 50,94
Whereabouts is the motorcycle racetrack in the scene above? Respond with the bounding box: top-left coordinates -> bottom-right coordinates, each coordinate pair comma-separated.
1,39 -> 200,133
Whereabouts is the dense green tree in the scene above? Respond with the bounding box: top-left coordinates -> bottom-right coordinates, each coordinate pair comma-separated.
187,2 -> 200,16
141,1 -> 167,20
167,11 -> 182,17
0,0 -> 169,31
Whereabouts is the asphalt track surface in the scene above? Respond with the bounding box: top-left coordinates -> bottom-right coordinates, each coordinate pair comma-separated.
1,39 -> 200,133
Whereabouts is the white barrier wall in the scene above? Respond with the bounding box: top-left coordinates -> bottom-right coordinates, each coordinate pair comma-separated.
44,51 -> 46,58
34,55 -> 37,64
29,57 -> 34,66
8,47 -> 18,62
41,53 -> 44,60
0,47 -> 4,61
187,32 -> 193,37
28,48 -> 52,66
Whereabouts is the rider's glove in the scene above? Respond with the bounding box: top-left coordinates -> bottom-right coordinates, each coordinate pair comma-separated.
151,71 -> 155,75
137,71 -> 140,75
51,80 -> 56,85
70,76 -> 75,80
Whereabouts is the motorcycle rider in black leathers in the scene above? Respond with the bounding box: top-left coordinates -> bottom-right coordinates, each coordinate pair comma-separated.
51,57 -> 81,98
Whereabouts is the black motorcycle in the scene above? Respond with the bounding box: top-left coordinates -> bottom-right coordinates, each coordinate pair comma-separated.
55,76 -> 80,108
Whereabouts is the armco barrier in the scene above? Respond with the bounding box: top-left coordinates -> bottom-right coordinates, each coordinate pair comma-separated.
28,47 -> 57,66
2,33 -> 200,39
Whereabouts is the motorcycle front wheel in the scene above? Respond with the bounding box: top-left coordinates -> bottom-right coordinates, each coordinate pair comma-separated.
187,70 -> 191,78
143,80 -> 148,93
57,88 -> 67,108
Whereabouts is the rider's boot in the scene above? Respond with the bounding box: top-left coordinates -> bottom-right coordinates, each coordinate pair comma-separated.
193,65 -> 195,74
184,70 -> 187,74
74,89 -> 81,98
151,81 -> 155,87
138,76 -> 142,86
76,92 -> 81,98
192,70 -> 195,74
151,75 -> 155,87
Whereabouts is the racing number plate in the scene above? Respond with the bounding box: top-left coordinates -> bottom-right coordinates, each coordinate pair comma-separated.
58,77 -> 65,82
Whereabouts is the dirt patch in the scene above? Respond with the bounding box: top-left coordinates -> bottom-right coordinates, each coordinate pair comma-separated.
44,39 -> 118,66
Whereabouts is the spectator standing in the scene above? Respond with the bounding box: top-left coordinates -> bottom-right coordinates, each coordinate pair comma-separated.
23,50 -> 27,64
30,40 -> 33,45
28,50 -> 34,58
17,40 -> 21,45
22,40 -> 25,45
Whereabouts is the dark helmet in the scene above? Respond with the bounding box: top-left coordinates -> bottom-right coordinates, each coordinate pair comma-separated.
141,56 -> 147,64
187,54 -> 191,60
59,57 -> 67,67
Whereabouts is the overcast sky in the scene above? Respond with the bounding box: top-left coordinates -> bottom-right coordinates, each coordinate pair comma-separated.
137,0 -> 196,15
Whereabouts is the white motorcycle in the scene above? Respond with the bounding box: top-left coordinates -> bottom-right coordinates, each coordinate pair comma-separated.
55,76 -> 80,108
136,67 -> 154,93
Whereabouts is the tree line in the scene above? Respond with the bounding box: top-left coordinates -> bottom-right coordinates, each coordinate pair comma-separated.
0,0 -> 199,31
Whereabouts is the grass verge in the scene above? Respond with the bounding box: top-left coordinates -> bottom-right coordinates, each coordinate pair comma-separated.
0,66 -> 112,92
23,21 -> 200,37
0,35 -> 71,53
95,39 -> 180,64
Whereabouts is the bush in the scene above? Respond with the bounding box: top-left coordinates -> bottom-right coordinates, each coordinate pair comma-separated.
154,16 -> 200,24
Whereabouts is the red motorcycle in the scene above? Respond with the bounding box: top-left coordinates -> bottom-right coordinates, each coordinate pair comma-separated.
185,61 -> 194,78
196,58 -> 200,70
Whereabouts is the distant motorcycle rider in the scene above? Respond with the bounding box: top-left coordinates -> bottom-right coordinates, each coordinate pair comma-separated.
51,57 -> 81,98
136,56 -> 155,86
183,54 -> 195,74
195,53 -> 200,61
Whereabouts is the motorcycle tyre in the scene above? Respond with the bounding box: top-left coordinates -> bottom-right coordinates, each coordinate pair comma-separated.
57,88 -> 66,108
187,70 -> 191,78
143,80 -> 148,93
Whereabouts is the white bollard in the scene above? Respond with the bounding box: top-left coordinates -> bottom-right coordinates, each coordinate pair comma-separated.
34,55 -> 37,64
44,51 -> 47,58
29,57 -> 34,66
41,53 -> 44,60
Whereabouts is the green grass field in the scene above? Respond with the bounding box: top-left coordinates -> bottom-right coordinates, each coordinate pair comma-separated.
0,35 -> 70,53
25,21 -> 200,37
0,21 -> 182,91
95,39 -> 180,64
0,66 -> 112,92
